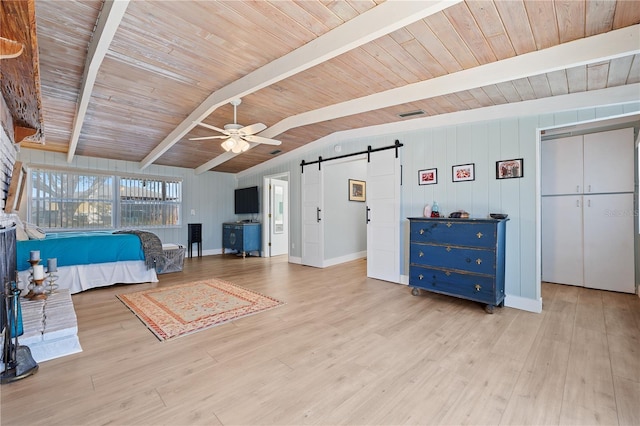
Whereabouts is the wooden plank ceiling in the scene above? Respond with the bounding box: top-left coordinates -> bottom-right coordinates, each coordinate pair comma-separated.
15,0 -> 640,173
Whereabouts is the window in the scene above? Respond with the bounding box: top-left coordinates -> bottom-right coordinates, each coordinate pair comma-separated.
30,167 -> 181,230
119,177 -> 181,227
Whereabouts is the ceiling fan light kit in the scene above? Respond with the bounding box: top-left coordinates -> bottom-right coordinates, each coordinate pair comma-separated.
190,98 -> 281,154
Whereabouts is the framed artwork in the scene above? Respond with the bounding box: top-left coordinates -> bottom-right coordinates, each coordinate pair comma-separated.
452,163 -> 475,182
418,168 -> 437,185
348,179 -> 366,202
496,158 -> 524,179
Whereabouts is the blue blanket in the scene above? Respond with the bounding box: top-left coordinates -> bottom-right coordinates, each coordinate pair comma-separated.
16,231 -> 145,271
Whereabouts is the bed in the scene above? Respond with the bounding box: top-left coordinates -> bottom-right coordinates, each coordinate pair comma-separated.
17,231 -> 158,294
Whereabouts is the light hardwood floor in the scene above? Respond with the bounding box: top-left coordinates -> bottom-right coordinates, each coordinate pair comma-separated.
2,255 -> 639,425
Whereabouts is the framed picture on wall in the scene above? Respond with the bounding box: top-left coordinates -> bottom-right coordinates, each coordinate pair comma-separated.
348,179 -> 366,202
452,163 -> 475,182
496,158 -> 524,179
418,168 -> 437,185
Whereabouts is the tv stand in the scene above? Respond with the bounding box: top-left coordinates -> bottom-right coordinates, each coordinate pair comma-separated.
222,222 -> 261,257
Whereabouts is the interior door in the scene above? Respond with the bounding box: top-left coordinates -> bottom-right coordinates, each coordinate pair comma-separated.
269,179 -> 288,256
366,148 -> 401,282
301,165 -> 324,268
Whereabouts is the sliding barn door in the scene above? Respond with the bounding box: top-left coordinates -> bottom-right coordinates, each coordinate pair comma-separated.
366,148 -> 401,282
301,165 -> 324,268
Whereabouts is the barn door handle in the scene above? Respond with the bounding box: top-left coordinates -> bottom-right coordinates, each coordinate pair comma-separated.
366,206 -> 371,224
316,207 -> 321,222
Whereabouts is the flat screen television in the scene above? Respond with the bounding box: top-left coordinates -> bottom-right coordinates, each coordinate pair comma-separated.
234,186 -> 259,214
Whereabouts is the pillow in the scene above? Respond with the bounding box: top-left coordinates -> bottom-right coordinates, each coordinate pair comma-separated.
24,223 -> 46,240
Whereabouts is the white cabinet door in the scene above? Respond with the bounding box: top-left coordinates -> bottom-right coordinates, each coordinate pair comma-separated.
583,193 -> 635,293
541,196 -> 584,286
541,135 -> 584,195
583,127 -> 635,194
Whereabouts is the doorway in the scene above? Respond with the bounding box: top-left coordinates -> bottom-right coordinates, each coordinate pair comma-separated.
300,146 -> 401,283
263,173 -> 290,258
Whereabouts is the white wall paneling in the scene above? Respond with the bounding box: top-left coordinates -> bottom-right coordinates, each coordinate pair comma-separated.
239,98 -> 640,312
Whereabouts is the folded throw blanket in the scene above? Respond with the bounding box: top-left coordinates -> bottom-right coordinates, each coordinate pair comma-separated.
113,230 -> 164,271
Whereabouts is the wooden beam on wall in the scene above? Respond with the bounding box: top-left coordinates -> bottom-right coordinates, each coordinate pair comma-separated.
0,0 -> 44,144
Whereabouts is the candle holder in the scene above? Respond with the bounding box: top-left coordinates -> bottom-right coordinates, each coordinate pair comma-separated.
46,272 -> 59,295
23,259 -> 41,299
29,278 -> 47,300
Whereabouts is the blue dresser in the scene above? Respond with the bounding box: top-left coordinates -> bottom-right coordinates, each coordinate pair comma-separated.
222,222 -> 261,258
408,217 -> 507,313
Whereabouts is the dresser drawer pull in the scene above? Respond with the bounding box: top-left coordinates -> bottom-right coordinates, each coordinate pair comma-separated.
418,274 -> 424,280
474,284 -> 481,292
446,246 -> 452,252
419,251 -> 424,257
446,222 -> 452,227
476,258 -> 482,265
445,271 -> 451,276
477,232 -> 484,239
419,229 -> 425,235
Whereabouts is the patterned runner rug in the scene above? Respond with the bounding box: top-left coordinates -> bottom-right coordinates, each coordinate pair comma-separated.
117,278 -> 284,341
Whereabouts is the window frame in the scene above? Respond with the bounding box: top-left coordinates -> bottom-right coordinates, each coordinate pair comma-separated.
28,165 -> 182,231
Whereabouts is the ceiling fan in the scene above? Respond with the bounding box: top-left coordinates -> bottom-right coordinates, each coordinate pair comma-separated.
190,99 -> 281,154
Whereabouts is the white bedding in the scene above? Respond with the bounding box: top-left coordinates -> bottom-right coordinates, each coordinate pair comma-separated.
18,260 -> 158,295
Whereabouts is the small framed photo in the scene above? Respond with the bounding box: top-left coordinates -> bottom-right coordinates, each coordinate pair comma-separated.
348,179 -> 366,202
418,168 -> 437,185
452,163 -> 475,182
496,158 -> 524,179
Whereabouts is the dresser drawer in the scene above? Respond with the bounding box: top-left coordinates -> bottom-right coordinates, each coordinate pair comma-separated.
409,266 -> 500,305
410,220 -> 496,248
410,243 -> 495,275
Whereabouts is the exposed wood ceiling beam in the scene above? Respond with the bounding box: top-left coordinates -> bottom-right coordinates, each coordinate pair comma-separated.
139,0 -> 462,170
66,0 -> 130,163
195,24 -> 640,174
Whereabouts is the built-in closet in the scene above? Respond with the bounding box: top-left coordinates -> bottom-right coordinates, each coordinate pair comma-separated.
541,127 -> 635,293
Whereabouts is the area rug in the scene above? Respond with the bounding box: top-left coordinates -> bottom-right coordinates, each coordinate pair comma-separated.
116,279 -> 284,341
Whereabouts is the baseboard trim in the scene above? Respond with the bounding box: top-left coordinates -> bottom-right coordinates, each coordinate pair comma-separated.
324,251 -> 366,268
288,256 -> 302,264
504,294 -> 543,313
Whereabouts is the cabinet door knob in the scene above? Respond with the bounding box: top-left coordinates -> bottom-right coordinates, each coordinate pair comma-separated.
474,284 -> 481,292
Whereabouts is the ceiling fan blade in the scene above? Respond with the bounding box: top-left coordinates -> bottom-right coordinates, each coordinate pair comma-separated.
189,135 -> 228,141
243,135 -> 281,145
238,123 -> 267,136
195,122 -> 229,134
